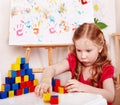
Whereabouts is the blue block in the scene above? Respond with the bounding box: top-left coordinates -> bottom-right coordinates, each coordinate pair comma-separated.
52,78 -> 56,87
29,74 -> 35,80
0,91 -> 8,99
51,95 -> 58,98
24,88 -> 29,94
21,63 -> 29,69
5,77 -> 15,84
12,83 -> 19,90
3,84 -> 11,91
25,68 -> 32,75
21,57 -> 26,64
20,69 -> 25,76
11,70 -> 17,77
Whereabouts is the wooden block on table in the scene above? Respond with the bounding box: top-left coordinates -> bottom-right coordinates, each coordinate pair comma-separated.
8,90 -> 14,97
15,89 -> 23,96
11,64 -> 20,71
33,79 -> 38,86
24,88 -> 29,94
15,76 -> 21,83
24,75 -> 29,82
50,95 -> 59,104
43,93 -> 51,102
0,91 -> 8,99
1,84 -> 10,91
12,83 -> 19,90
16,57 -> 26,64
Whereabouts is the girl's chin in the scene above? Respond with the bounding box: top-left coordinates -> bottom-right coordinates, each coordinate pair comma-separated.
82,62 -> 91,66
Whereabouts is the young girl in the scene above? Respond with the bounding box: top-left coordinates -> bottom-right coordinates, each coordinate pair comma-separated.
35,23 -> 115,105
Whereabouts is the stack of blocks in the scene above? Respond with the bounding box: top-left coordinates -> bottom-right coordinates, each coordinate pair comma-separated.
43,78 -> 67,104
52,79 -> 67,93
0,57 -> 38,99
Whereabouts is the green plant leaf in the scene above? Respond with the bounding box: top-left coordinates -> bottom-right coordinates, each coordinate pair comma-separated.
96,22 -> 108,29
94,18 -> 108,29
94,18 -> 98,24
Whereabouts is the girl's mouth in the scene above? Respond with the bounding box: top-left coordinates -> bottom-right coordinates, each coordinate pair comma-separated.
82,61 -> 89,65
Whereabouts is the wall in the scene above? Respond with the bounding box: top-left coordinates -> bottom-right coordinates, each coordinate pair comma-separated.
0,0 -> 119,83
116,0 -> 120,32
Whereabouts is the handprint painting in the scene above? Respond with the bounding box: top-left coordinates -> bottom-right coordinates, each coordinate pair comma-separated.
9,0 -> 94,45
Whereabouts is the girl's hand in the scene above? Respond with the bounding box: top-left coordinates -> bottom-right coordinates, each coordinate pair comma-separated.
34,78 -> 52,97
65,79 -> 85,93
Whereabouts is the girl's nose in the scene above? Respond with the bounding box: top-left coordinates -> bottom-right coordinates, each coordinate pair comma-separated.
81,52 -> 86,59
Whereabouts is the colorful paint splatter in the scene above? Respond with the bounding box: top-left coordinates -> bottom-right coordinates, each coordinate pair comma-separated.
9,0 -> 93,45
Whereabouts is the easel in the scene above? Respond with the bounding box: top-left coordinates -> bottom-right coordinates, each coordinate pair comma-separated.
24,44 -> 73,73
112,33 -> 120,84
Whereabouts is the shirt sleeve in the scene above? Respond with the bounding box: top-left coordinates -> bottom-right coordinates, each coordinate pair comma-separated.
67,53 -> 77,77
100,65 -> 114,82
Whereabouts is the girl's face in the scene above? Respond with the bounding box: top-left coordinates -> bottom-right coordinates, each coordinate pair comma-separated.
75,37 -> 102,67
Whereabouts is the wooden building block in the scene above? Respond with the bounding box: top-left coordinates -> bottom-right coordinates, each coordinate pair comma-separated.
26,81 -> 33,87
58,86 -> 65,94
24,75 -> 29,82
25,68 -> 32,75
11,64 -> 20,71
43,93 -> 51,102
29,86 -> 35,92
50,95 -> 59,104
1,84 -> 10,91
15,76 -> 21,83
20,82 -> 26,89
16,57 -> 26,64
29,74 -> 35,80
15,89 -> 23,96
21,63 -> 29,69
8,90 -> 14,97
24,88 -> 29,94
33,79 -> 38,86
12,83 -> 19,90
0,91 -> 8,99
5,77 -> 15,84
20,69 -> 25,76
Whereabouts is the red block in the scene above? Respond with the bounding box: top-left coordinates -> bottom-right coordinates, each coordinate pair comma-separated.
54,86 -> 58,92
20,82 -> 26,89
26,81 -> 33,87
17,71 -> 21,76
15,89 -> 23,96
64,86 -> 67,93
50,95 -> 59,104
55,79 -> 60,86
29,86 -> 35,92
21,76 -> 24,82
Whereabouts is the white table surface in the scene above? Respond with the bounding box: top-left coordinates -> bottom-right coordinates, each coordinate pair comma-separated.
0,92 -> 107,105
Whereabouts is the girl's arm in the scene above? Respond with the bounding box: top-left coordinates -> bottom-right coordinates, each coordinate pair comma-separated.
65,78 -> 115,103
35,59 -> 69,97
84,78 -> 115,103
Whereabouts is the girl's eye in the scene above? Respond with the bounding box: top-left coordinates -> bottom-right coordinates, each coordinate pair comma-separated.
86,50 -> 91,52
76,49 -> 81,52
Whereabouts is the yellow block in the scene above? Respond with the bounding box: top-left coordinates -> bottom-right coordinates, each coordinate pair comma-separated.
8,90 -> 14,97
58,86 -> 64,94
33,79 -> 38,86
8,70 -> 12,77
11,64 -> 20,71
16,57 -> 21,64
15,76 -> 21,83
24,75 -> 29,82
1,84 -> 4,91
43,93 -> 51,102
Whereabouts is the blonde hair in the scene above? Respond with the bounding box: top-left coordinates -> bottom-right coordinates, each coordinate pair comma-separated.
71,23 -> 111,87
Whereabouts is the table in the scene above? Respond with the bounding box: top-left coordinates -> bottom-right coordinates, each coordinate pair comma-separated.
0,92 -> 107,105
